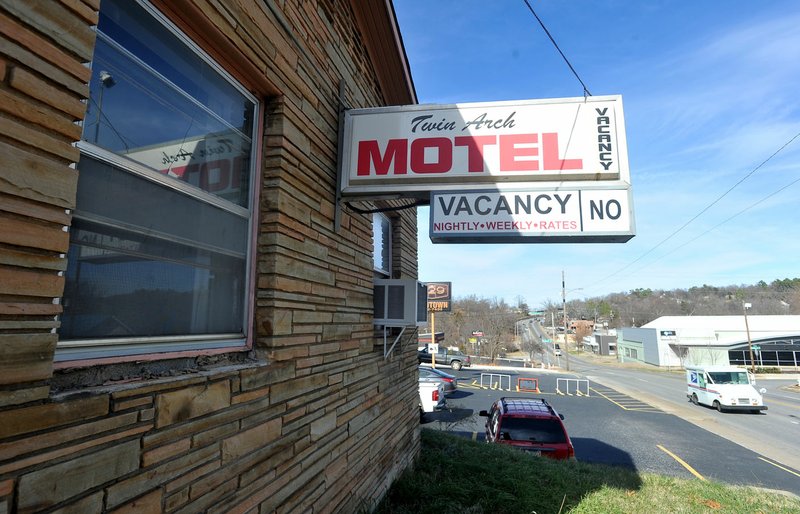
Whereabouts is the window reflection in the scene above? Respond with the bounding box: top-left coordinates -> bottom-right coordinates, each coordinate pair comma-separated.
83,0 -> 254,208
62,219 -> 244,339
373,213 -> 391,276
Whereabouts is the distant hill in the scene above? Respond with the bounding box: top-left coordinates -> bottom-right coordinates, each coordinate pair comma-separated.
566,278 -> 800,328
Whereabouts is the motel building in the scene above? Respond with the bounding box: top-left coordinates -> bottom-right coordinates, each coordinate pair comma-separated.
618,316 -> 800,370
0,1 -> 636,511
0,1 -> 424,512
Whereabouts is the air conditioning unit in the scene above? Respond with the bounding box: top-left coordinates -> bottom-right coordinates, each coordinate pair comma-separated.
373,279 -> 427,326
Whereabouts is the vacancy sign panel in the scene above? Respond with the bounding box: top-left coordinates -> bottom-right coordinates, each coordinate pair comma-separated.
430,188 -> 635,243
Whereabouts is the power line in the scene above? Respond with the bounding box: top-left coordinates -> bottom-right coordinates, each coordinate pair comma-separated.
586,128 -> 800,290
522,0 -> 591,97
628,173 -> 800,277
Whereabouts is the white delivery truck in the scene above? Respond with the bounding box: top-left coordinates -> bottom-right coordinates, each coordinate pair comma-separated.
686,365 -> 767,413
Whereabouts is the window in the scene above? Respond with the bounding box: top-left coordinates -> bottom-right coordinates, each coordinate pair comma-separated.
498,418 -> 567,444
373,213 -> 391,277
58,0 -> 258,360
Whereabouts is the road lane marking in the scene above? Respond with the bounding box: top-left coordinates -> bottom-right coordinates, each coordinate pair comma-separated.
657,445 -> 706,481
758,457 -> 800,478
764,397 -> 800,409
590,387 -> 664,412
591,388 -> 627,409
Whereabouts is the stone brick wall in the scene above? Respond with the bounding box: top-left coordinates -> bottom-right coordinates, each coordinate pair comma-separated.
0,0 -> 420,512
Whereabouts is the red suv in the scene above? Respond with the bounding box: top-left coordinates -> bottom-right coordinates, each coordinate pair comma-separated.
479,397 -> 575,460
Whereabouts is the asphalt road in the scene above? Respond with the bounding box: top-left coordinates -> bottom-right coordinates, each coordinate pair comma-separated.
570,353 -> 800,474
421,362 -> 800,497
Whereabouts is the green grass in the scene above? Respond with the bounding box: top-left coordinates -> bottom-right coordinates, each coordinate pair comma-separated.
375,429 -> 800,514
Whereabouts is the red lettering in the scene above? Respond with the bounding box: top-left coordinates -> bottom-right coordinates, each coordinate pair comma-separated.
411,137 -> 452,173
542,133 -> 582,170
354,132 -> 583,176
231,156 -> 242,188
454,135 -> 496,172
200,159 -> 230,192
499,134 -> 538,171
182,164 -> 200,185
357,139 -> 408,176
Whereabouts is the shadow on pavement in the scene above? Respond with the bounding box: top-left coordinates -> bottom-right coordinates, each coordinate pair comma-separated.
571,437 -> 638,470
422,407 -> 474,424
446,390 -> 473,400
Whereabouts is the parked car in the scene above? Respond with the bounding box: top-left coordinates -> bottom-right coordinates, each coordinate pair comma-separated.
418,379 -> 446,416
479,397 -> 575,460
417,347 -> 471,370
418,366 -> 458,394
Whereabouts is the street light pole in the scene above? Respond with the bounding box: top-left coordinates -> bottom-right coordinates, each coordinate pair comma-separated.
93,70 -> 116,144
743,301 -> 755,374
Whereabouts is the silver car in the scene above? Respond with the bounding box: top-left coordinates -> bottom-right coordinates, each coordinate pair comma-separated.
418,366 -> 458,394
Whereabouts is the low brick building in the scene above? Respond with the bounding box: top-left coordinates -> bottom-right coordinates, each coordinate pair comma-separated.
0,0 -> 421,512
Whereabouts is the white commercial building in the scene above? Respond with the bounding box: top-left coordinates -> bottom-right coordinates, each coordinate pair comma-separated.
618,315 -> 800,370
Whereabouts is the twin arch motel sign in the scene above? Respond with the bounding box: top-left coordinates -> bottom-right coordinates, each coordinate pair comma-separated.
339,95 -> 635,243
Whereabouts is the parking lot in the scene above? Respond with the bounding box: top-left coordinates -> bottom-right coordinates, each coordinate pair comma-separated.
421,364 -> 800,496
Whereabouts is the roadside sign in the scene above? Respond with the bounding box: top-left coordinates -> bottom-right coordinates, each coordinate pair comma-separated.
752,345 -> 761,351
543,338 -> 552,343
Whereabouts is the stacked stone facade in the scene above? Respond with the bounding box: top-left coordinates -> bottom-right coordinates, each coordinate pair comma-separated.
0,0 -> 420,512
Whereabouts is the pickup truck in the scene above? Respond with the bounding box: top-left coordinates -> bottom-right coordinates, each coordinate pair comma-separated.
419,380 -> 446,415
417,347 -> 471,370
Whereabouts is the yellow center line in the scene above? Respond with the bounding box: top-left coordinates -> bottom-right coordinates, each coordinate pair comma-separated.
758,457 -> 800,478
657,445 -> 706,481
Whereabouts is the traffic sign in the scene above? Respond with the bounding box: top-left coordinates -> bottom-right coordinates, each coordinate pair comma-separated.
752,345 -> 761,351
543,338 -> 553,343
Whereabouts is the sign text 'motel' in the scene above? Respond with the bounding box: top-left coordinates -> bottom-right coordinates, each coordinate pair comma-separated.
339,95 -> 635,243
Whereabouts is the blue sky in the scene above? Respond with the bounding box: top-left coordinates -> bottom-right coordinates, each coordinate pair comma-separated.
393,0 -> 800,308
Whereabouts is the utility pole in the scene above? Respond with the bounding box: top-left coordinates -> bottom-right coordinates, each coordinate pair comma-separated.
430,310 -> 436,369
743,302 -> 755,374
562,270 -> 570,371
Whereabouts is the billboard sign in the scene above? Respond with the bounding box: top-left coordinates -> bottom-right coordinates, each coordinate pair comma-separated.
430,187 -> 634,243
340,95 -> 629,198
426,282 -> 452,312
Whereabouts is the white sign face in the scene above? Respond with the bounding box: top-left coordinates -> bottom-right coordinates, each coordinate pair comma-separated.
430,188 -> 635,243
340,95 -> 629,197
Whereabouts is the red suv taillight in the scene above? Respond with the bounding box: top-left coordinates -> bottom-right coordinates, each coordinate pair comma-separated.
432,390 -> 440,402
